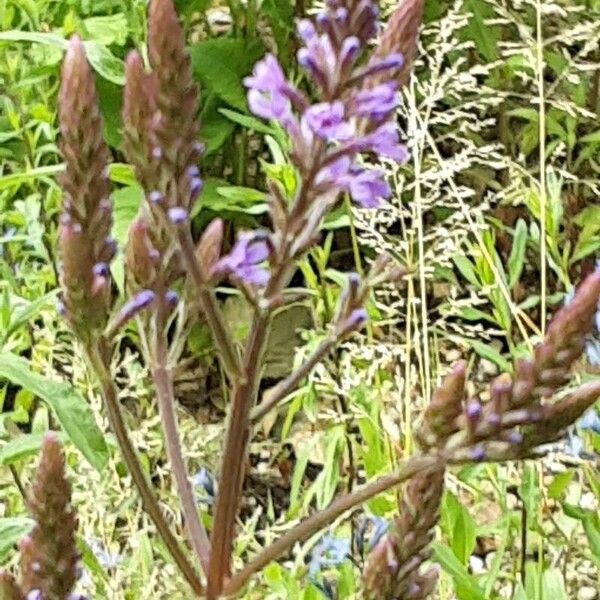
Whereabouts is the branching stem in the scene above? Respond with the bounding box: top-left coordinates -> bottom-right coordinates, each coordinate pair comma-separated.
87,341 -> 204,595
150,312 -> 211,577
223,455 -> 441,596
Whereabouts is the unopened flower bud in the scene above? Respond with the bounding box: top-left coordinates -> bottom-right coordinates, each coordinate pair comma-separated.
197,218 -> 224,276
168,207 -> 188,224
165,290 -> 178,307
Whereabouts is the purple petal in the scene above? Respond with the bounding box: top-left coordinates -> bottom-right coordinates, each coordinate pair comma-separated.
168,207 -> 188,224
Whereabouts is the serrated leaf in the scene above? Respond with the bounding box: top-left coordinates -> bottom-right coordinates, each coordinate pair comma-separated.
0,352 -> 108,471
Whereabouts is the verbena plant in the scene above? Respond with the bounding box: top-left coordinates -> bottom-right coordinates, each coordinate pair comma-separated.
2,0 -> 600,598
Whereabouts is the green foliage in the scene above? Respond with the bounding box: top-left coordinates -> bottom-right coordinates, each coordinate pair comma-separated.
0,352 -> 108,470
1,0 -> 599,597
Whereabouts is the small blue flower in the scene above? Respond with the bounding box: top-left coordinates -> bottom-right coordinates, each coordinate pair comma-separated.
307,534 -> 351,577
192,467 -> 216,505
579,409 -> 600,435
86,537 -> 121,570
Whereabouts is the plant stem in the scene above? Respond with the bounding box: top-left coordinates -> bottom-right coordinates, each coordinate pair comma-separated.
9,464 -> 26,500
175,226 -> 241,379
87,342 -> 204,596
250,332 -> 338,422
535,0 -> 547,333
222,454 -> 440,596
207,312 -> 270,598
150,316 -> 211,577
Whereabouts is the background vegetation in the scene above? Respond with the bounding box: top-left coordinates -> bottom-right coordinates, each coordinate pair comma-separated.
1,0 -> 599,598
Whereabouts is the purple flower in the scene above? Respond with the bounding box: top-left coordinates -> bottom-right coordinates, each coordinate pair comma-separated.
168,206 -> 188,224
350,82 -> 399,122
297,33 -> 337,90
340,36 -> 360,70
244,54 -> 291,123
361,123 -> 407,161
345,168 -> 390,208
303,102 -> 354,142
296,19 -> 316,43
244,53 -> 287,93
315,156 -> 351,189
215,233 -> 270,286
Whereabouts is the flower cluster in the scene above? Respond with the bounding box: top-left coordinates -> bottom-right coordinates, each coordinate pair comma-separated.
121,0 -> 202,314
417,269 -> 600,463
244,0 -> 406,213
57,37 -> 115,343
363,471 -> 442,600
0,434 -> 84,600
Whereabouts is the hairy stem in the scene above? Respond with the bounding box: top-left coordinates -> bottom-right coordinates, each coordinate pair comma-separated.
223,454 -> 441,596
87,342 -> 204,596
176,226 -> 241,379
150,316 -> 211,577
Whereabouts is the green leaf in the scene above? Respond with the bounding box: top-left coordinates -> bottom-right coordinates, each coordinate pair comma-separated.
0,431 -> 67,465
464,339 -> 511,373
0,352 -> 108,471
0,32 -> 124,84
431,542 -> 485,600
463,0 -> 498,61
0,30 -> 68,49
0,164 -> 64,191
111,185 -> 143,289
199,94 -> 236,155
508,108 -> 540,122
455,306 -> 497,323
573,205 -> 600,230
219,108 -> 276,135
508,219 -> 528,287
5,289 -> 58,339
83,41 -> 125,85
82,13 -> 128,46
513,583 -> 527,600
96,77 -> 123,148
582,516 -> 600,567
547,471 -> 574,500
580,129 -> 600,144
0,517 -> 34,562
112,185 -> 143,246
453,255 -> 480,287
108,163 -> 137,186
520,463 -> 540,529
541,569 -> 567,600
442,492 -> 477,564
190,38 -> 263,111
193,178 -> 267,216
